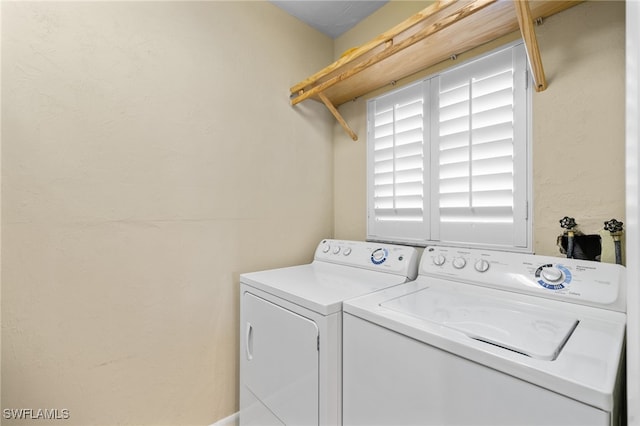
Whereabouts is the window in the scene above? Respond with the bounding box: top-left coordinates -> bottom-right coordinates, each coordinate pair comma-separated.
367,42 -> 531,251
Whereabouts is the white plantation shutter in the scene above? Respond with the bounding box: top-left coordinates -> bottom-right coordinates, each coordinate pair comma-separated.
430,44 -> 529,248
367,81 -> 429,243
367,42 -> 530,250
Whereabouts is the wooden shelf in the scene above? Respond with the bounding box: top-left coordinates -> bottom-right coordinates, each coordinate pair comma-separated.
289,0 -> 582,141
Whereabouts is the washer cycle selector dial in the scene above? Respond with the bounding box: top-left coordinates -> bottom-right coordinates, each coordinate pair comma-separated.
433,254 -> 446,266
321,242 -> 331,253
474,259 -> 490,273
452,257 -> 466,269
541,266 -> 563,282
371,248 -> 388,265
535,263 -> 572,290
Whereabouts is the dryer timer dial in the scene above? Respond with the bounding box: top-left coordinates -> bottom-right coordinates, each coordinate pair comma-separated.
371,248 -> 388,265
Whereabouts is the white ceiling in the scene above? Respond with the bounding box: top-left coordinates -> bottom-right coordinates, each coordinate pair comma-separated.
270,1 -> 389,39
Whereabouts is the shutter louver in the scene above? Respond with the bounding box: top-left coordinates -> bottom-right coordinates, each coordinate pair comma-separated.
438,51 -> 515,223
373,89 -> 424,221
368,81 -> 428,242
432,45 -> 528,247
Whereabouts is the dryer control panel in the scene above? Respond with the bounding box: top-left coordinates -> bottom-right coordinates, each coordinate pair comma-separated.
420,246 -> 626,313
315,239 -> 419,280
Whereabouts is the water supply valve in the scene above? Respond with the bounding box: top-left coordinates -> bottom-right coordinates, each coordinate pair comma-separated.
604,218 -> 624,265
604,218 -> 623,234
559,216 -> 578,259
559,216 -> 577,231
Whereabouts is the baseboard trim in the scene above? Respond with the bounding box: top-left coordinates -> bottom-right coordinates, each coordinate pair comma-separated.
210,411 -> 239,426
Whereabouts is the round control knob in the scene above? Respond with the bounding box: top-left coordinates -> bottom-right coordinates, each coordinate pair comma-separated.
321,243 -> 330,253
452,257 -> 467,269
541,266 -> 564,283
474,259 -> 490,273
433,254 -> 446,266
333,246 -> 341,254
371,249 -> 386,263
343,247 -> 352,256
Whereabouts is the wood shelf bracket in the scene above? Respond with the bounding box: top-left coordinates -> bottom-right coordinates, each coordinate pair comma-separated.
514,0 -> 548,92
318,92 -> 358,141
288,0 -> 578,141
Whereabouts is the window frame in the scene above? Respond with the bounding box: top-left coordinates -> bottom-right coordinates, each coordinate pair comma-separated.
366,40 -> 533,253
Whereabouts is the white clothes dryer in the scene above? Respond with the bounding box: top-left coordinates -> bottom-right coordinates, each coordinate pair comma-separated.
239,239 -> 419,426
343,246 -> 626,426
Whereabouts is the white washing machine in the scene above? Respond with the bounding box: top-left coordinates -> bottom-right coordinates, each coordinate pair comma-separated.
239,239 -> 419,426
343,246 -> 627,426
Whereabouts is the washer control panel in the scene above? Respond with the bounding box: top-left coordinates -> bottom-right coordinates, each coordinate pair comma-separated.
315,239 -> 419,279
420,246 -> 626,312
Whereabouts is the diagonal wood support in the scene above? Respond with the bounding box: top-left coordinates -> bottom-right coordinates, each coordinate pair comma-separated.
514,0 -> 547,92
318,92 -> 358,141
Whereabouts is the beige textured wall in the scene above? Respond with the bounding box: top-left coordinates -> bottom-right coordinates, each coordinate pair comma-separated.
333,1 -> 625,257
1,2 -> 333,425
0,1 -> 627,424
532,0 -> 625,256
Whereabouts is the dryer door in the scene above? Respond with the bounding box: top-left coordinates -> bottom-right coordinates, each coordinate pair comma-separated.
242,292 -> 319,426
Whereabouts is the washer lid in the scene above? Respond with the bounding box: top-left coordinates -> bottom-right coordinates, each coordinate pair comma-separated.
381,287 -> 579,361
